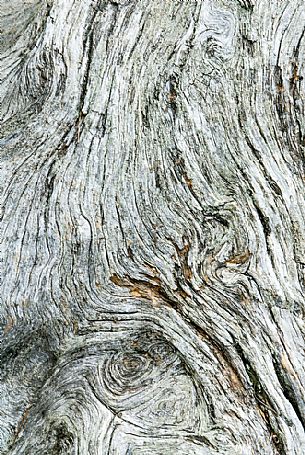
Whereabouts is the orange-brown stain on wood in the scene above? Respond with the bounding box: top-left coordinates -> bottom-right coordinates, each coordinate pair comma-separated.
14,405 -> 32,438
184,175 -> 193,189
182,264 -> 193,280
168,90 -> 177,104
225,250 -> 251,265
131,285 -> 162,307
110,274 -> 128,286
110,273 -> 163,307
176,241 -> 193,280
4,316 -> 14,334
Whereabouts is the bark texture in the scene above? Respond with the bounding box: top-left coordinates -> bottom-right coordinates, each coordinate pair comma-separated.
1,0 -> 305,454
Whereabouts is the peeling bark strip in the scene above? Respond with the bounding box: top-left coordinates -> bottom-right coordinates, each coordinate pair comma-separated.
0,0 -> 305,453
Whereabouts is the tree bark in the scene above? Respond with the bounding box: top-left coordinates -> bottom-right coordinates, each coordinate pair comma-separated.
1,0 -> 305,453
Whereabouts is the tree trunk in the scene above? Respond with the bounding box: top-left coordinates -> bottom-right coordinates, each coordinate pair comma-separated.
1,0 -> 305,453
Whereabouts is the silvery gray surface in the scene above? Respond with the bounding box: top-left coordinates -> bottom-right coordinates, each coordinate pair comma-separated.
0,0 -> 305,453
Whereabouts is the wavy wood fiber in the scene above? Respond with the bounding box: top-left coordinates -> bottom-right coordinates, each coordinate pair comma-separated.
0,0 -> 305,454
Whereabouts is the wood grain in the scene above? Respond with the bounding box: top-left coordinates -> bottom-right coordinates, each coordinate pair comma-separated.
1,0 -> 305,453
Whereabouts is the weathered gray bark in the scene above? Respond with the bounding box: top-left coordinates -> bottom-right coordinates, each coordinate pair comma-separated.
1,0 -> 305,453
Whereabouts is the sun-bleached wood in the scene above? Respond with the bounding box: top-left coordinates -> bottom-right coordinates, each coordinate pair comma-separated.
1,0 -> 305,454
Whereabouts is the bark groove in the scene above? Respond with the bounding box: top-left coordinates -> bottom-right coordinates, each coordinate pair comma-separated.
1,0 -> 305,453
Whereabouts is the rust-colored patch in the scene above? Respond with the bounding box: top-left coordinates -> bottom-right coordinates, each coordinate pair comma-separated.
4,316 -> 14,335
184,175 -> 193,189
168,90 -> 177,103
110,273 -> 166,307
226,250 -> 251,265
174,240 -> 193,280
130,288 -> 143,298
182,263 -> 193,280
130,285 -> 162,307
14,405 -> 32,438
175,288 -> 190,299
291,62 -> 302,83
228,368 -> 244,392
240,293 -> 251,305
110,274 -> 128,286
176,243 -> 190,257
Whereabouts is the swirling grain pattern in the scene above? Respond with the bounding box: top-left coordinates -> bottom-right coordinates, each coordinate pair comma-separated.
0,0 -> 305,453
